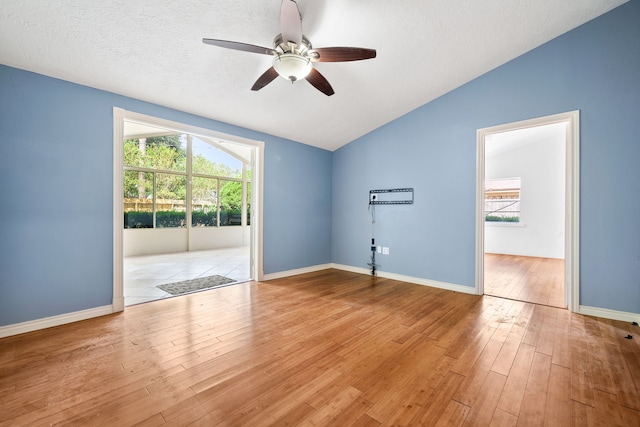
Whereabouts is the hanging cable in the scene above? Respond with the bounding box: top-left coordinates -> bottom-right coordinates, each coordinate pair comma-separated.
367,199 -> 377,276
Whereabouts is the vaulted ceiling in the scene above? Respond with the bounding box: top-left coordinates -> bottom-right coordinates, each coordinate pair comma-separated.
0,0 -> 627,151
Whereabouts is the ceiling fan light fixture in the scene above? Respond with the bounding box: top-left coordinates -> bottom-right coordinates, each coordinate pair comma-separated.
203,1 -> 375,95
273,53 -> 312,82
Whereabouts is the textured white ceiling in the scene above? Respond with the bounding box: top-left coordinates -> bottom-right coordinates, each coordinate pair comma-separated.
0,0 -> 627,151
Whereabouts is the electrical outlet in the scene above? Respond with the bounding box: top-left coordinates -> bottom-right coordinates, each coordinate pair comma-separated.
382,247 -> 389,255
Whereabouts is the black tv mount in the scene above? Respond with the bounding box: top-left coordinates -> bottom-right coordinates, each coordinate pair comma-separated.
369,188 -> 414,205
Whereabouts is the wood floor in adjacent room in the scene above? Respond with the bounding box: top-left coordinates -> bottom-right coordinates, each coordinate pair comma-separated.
484,253 -> 565,308
2,270 -> 639,426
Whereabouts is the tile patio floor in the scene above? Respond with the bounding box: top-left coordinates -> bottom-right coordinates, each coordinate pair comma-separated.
123,246 -> 250,306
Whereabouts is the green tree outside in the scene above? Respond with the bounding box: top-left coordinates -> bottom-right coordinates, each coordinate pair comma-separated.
124,136 -> 248,228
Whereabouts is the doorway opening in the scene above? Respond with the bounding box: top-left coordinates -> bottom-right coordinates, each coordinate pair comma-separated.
475,111 -> 579,311
112,109 -> 264,311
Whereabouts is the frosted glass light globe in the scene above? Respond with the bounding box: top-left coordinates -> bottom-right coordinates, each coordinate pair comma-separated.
273,53 -> 312,81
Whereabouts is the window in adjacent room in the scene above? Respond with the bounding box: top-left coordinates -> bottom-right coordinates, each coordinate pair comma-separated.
123,132 -> 187,228
485,178 -> 521,223
123,128 -> 248,229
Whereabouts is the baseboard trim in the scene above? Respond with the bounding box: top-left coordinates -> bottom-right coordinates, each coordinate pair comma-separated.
578,305 -> 640,323
331,265 -> 639,321
330,263 -> 477,295
0,305 -> 115,339
262,264 -> 333,281
329,263 -> 371,275
112,296 -> 125,312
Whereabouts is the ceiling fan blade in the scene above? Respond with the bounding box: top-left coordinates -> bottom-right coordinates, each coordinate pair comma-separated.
251,67 -> 279,91
305,68 -> 334,96
280,0 -> 303,46
203,38 -> 275,56
309,47 -> 377,62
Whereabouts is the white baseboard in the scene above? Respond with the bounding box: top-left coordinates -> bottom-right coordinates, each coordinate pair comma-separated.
0,305 -> 115,339
330,263 -> 477,295
263,263 -> 476,296
329,263 -> 371,275
112,296 -> 125,312
262,263 -> 333,281
578,305 -> 640,323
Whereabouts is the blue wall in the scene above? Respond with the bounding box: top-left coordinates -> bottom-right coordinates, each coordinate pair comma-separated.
1,0 -> 639,328
0,65 -> 332,326
332,0 -> 640,313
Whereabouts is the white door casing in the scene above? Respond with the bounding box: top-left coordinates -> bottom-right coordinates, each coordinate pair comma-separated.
112,108 -> 264,312
475,110 -> 580,311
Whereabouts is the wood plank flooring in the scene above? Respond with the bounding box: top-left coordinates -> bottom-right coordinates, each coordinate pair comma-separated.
484,254 -> 565,308
1,269 -> 639,426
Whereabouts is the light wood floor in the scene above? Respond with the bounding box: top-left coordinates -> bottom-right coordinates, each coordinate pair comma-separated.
1,270 -> 639,426
485,254 -> 565,308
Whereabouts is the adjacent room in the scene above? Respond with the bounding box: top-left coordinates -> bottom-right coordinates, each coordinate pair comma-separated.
1,0 -> 639,425
482,122 -> 568,308
121,120 -> 253,305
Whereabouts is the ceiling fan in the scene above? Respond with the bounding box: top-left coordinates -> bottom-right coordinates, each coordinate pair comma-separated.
202,0 -> 376,96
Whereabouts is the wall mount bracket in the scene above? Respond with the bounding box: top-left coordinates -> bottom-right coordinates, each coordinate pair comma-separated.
369,188 -> 414,205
